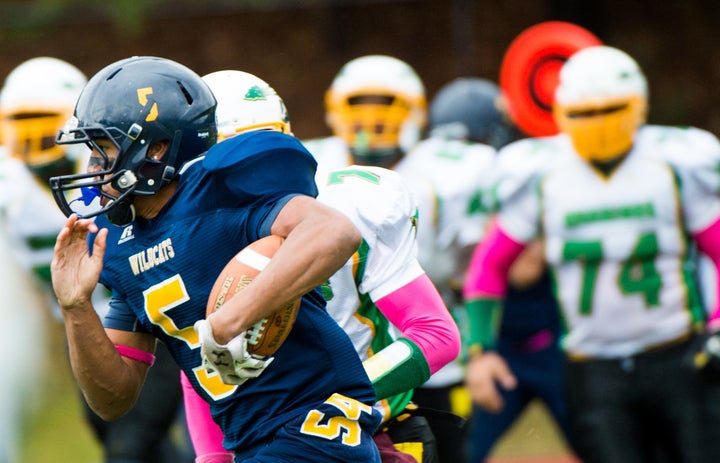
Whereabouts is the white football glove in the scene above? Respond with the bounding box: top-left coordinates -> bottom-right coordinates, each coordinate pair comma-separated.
194,319 -> 274,385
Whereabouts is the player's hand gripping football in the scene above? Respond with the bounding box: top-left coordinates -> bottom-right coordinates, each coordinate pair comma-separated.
194,318 -> 274,385
691,320 -> 720,382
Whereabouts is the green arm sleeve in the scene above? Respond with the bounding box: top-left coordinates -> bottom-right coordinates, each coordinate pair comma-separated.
362,337 -> 431,400
464,297 -> 503,352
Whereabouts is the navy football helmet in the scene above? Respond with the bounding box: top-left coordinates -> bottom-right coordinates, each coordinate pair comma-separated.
50,56 -> 217,225
429,77 -> 516,149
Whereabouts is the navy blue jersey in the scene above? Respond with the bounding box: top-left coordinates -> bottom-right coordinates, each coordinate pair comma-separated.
500,269 -> 561,343
98,131 -> 378,452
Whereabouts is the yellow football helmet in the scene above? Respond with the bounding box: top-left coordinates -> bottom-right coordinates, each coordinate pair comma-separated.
0,57 -> 87,175
325,55 -> 426,167
202,70 -> 291,141
553,46 -> 648,163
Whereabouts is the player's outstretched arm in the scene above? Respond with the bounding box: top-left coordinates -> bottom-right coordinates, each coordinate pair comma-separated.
366,273 -> 460,400
51,215 -> 153,420
462,219 -> 526,410
208,195 -> 361,345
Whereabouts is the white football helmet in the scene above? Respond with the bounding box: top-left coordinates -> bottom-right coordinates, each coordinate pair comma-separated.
0,57 -> 87,173
202,70 -> 291,141
324,55 -> 427,167
553,46 -> 648,163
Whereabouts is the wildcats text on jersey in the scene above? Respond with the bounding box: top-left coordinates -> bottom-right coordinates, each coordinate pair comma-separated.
128,238 -> 175,275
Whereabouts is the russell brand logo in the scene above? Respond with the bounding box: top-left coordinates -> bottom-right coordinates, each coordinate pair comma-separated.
118,225 -> 135,244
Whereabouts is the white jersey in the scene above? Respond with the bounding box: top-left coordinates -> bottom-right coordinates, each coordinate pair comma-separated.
0,148 -> 49,461
0,150 -> 110,320
0,154 -> 68,282
306,135 -> 496,387
316,165 -> 424,419
496,125 -> 720,358
317,165 -> 423,359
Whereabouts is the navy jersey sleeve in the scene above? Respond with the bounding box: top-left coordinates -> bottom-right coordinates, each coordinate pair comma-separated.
102,290 -> 152,333
202,131 -> 319,199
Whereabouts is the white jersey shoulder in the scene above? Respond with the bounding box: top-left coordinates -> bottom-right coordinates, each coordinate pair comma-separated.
493,134 -> 571,207
302,136 -> 352,186
635,124 -> 720,166
318,165 -> 424,302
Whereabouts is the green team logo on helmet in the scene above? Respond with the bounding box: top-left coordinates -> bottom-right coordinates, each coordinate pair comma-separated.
244,85 -> 268,101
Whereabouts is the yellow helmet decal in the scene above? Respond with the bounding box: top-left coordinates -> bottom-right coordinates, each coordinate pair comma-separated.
137,87 -> 159,122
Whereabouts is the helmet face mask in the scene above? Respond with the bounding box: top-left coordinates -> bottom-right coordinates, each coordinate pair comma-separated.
325,55 -> 426,167
555,95 -> 646,163
50,56 -> 217,225
553,46 -> 648,164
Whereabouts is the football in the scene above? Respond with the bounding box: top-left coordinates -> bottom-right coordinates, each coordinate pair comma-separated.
206,235 -> 300,357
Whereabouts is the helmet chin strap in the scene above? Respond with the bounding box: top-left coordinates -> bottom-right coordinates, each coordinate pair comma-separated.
105,195 -> 136,226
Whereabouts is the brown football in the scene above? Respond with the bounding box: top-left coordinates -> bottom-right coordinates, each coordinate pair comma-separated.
206,235 -> 300,357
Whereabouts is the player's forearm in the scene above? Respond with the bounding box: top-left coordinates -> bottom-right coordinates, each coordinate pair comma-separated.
363,338 -> 430,400
62,304 -> 143,420
375,274 -> 460,374
463,220 -> 525,351
365,274 -> 460,399
463,219 -> 525,300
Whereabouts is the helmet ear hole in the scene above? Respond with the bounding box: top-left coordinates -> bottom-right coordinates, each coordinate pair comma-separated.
147,140 -> 169,161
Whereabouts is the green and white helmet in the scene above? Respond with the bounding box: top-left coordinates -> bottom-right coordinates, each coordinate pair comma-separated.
202,70 -> 291,140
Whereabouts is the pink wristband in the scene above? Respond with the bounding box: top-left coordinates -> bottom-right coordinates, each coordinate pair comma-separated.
195,453 -> 234,463
115,345 -> 156,366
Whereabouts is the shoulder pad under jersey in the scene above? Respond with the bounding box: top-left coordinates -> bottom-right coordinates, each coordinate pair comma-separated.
494,135 -> 567,206
637,125 -> 720,168
202,131 -> 319,197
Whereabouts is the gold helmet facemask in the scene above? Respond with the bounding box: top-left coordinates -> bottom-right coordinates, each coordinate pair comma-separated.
325,89 -> 425,159
554,94 -> 647,163
1,109 -> 71,168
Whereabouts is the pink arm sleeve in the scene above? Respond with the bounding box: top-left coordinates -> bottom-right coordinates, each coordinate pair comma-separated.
180,370 -> 231,457
463,219 -> 526,299
693,216 -> 720,328
375,273 -> 460,374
